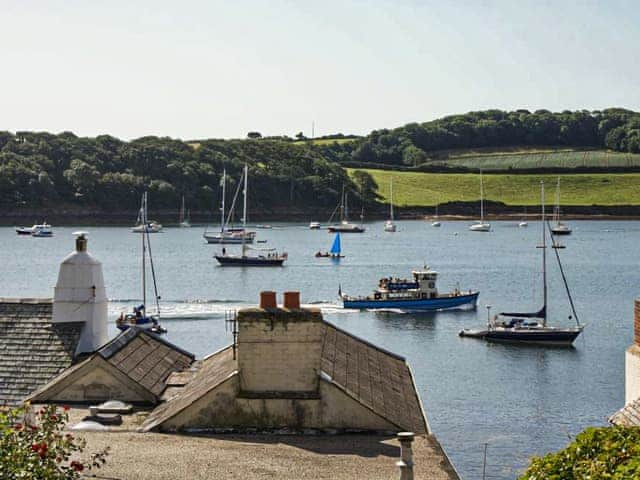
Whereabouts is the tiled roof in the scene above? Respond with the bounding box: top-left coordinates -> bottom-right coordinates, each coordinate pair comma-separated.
610,398 -> 640,426
321,321 -> 429,435
141,320 -> 429,434
97,328 -> 195,397
141,346 -> 237,431
0,298 -> 83,406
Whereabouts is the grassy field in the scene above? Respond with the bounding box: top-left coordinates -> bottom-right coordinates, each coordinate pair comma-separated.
293,137 -> 359,146
430,149 -> 640,170
348,168 -> 640,206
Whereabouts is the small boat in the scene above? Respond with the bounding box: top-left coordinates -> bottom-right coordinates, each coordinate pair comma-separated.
518,221 -> 528,227
309,221 -> 322,230
341,266 -> 479,311
31,223 -> 53,237
179,196 -> 191,228
469,170 -> 491,232
203,169 -> 256,244
132,221 -> 163,233
327,186 -> 366,233
463,182 -> 583,347
215,165 -> 287,267
117,192 -> 166,334
551,178 -> 571,235
384,178 -> 397,232
316,233 -> 344,259
16,225 -> 35,235
431,204 -> 441,227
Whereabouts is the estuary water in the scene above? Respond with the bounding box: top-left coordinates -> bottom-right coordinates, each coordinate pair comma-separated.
1,220 -> 637,479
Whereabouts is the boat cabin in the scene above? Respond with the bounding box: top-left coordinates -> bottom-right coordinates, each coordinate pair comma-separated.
375,268 -> 439,299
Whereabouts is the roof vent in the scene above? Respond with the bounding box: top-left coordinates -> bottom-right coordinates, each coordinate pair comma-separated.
73,231 -> 89,252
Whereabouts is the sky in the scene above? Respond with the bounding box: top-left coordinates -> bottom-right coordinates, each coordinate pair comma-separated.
1,0 -> 639,140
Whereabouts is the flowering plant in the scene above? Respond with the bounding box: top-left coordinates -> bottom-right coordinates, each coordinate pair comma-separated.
0,403 -> 109,479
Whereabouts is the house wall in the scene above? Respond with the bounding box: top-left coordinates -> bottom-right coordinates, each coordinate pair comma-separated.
626,299 -> 640,404
159,376 -> 396,432
237,308 -> 324,393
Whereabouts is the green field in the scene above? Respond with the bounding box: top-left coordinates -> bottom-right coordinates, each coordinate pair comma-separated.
348,168 -> 640,206
431,149 -> 640,170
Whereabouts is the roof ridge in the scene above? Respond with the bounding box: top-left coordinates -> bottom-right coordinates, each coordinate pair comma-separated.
322,319 -> 406,361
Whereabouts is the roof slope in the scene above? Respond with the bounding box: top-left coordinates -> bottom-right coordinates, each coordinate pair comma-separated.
321,321 -> 429,435
98,328 -> 195,397
141,346 -> 237,431
0,298 -> 83,406
610,398 -> 640,426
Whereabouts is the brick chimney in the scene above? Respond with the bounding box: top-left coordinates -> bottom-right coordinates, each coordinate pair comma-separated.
237,292 -> 323,395
634,299 -> 640,347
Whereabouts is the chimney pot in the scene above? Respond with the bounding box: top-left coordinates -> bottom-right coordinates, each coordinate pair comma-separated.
283,291 -> 300,310
260,291 -> 277,309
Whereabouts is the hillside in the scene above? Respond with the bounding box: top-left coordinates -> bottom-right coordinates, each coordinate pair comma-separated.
349,168 -> 640,207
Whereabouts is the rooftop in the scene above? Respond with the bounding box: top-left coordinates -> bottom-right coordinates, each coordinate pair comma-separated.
0,298 -> 83,406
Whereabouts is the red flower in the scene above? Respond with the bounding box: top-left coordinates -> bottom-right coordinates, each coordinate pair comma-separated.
30,425 -> 39,432
62,405 -> 70,411
31,443 -> 41,452
71,461 -> 84,472
65,433 -> 74,440
49,414 -> 58,421
14,423 -> 23,431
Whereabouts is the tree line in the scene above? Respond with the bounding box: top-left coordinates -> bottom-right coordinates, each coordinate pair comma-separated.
315,108 -> 640,166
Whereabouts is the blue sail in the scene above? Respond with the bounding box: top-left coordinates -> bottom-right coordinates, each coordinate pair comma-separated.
330,233 -> 341,254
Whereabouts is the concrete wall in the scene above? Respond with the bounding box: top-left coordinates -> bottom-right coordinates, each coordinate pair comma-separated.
31,357 -> 155,404
160,375 -> 397,432
237,308 -> 324,393
625,299 -> 640,405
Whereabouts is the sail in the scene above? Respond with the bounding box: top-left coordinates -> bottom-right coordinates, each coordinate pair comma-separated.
330,233 -> 341,254
500,306 -> 546,319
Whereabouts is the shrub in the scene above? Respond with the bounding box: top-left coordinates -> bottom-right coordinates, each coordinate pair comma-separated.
520,426 -> 640,479
0,403 -> 109,480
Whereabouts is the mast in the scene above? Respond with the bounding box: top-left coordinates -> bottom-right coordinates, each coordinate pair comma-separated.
344,189 -> 349,222
180,195 -> 185,223
220,169 -> 226,234
241,164 -> 248,257
142,192 -> 147,314
554,177 -> 561,224
339,184 -> 345,222
389,177 -> 394,221
541,181 -> 547,327
480,170 -> 484,223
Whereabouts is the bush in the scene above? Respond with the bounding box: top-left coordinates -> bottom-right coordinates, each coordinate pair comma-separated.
520,426 -> 640,479
0,403 -> 109,480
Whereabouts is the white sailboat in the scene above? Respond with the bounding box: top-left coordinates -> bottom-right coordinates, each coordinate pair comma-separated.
431,203 -> 441,227
469,170 -> 491,232
384,177 -> 397,232
215,165 -> 287,266
132,193 -> 163,233
179,195 -> 191,228
551,178 -> 571,235
327,185 -> 366,233
203,169 -> 256,244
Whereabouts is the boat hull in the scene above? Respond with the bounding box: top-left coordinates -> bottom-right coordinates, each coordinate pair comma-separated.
551,229 -> 572,235
204,236 -> 255,244
327,226 -> 365,233
215,255 -> 285,266
484,328 -> 582,346
343,292 -> 479,311
469,223 -> 491,232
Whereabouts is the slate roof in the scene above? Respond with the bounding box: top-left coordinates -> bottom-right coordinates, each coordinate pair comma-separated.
609,397 -> 640,426
141,320 -> 429,434
321,321 -> 429,435
98,328 -> 195,397
0,298 -> 83,406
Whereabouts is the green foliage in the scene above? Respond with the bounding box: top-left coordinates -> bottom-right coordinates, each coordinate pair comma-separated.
520,426 -> 640,480
335,109 -> 640,166
350,168 -> 640,206
0,404 -> 109,479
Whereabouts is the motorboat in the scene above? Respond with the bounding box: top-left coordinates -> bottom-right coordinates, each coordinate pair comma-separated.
309,221 -> 322,229
32,223 -> 53,237
16,225 -> 35,235
132,221 -> 163,233
341,266 -> 479,312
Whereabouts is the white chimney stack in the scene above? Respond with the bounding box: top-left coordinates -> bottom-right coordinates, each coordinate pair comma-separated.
52,231 -> 108,355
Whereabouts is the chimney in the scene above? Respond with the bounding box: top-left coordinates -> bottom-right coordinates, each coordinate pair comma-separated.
237,292 -> 323,395
52,232 -> 108,355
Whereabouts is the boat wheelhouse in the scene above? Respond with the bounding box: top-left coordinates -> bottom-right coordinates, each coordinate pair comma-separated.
341,267 -> 478,311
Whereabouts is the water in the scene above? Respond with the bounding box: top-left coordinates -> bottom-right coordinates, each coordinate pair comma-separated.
1,221 -> 636,479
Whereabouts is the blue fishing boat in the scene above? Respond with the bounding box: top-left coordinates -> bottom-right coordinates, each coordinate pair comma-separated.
341,266 -> 479,311
316,233 -> 344,258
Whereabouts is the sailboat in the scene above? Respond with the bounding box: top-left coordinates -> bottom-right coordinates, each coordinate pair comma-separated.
460,181 -> 583,346
215,165 -> 287,266
203,169 -> 256,244
431,203 -> 441,227
179,196 -> 191,227
551,178 -> 572,235
132,195 -> 163,233
384,178 -> 397,232
327,186 -> 366,233
469,170 -> 491,232
315,233 -> 344,259
519,207 -> 528,227
117,192 -> 166,334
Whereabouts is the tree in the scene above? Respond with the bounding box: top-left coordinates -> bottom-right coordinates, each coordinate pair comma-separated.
295,132 -> 306,140
247,131 -> 262,139
351,170 -> 379,204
